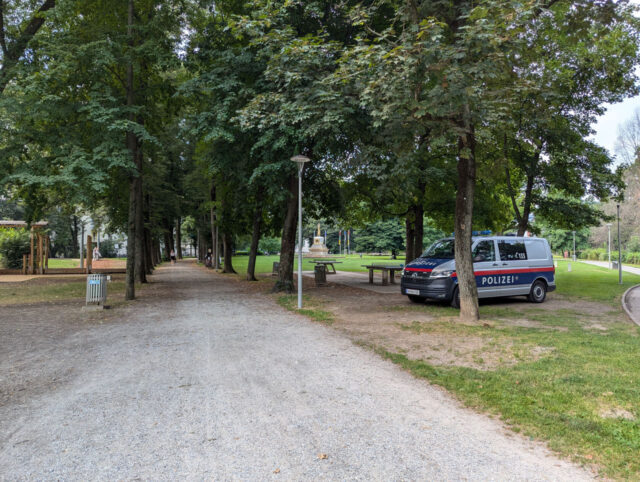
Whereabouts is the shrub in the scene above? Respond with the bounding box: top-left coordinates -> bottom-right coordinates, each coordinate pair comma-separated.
0,228 -> 30,269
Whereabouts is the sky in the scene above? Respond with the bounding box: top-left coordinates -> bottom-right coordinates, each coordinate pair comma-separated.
592,94 -> 640,159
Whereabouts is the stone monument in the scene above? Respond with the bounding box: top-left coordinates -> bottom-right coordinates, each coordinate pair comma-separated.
308,223 -> 330,257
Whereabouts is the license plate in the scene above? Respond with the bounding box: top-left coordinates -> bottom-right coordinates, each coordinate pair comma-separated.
406,289 -> 420,295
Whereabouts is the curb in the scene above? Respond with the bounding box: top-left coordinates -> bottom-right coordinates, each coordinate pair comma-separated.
621,284 -> 640,327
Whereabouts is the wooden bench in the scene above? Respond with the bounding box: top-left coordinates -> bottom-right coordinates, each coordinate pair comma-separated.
362,265 -> 404,285
311,260 -> 342,274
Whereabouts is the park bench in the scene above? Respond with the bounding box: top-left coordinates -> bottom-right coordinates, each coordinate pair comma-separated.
362,264 -> 404,286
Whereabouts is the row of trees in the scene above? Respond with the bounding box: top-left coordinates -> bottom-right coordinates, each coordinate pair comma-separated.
1,0 -> 638,320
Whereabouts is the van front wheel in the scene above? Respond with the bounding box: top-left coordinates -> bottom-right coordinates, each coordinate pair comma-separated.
450,287 -> 460,309
528,280 -> 547,303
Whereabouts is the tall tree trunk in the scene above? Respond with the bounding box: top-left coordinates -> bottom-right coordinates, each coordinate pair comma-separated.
124,0 -> 136,301
222,232 -> 236,273
134,148 -> 146,283
414,203 -> 424,259
143,194 -> 153,273
70,215 -> 79,258
247,190 -> 264,281
175,217 -> 182,259
455,108 -> 479,321
405,203 -> 424,263
144,227 -> 153,274
210,182 -> 217,269
517,154 -> 538,236
196,228 -> 201,261
273,173 -> 298,293
163,227 -> 172,261
405,215 -> 415,264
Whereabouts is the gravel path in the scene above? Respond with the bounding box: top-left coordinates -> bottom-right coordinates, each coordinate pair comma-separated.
0,262 -> 592,480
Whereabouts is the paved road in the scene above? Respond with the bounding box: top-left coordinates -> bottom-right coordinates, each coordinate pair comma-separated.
580,259 -> 640,276
0,262 -> 591,480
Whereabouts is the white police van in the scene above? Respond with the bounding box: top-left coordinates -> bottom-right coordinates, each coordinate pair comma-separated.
400,236 -> 556,307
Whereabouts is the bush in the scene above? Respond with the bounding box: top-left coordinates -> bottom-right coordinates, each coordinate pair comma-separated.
0,228 -> 30,269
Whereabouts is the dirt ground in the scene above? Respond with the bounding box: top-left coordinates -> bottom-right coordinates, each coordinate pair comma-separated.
243,272 -> 623,371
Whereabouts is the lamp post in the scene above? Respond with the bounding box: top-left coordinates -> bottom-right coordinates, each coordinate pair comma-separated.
572,230 -> 576,262
291,155 -> 310,309
606,223 -> 612,269
617,204 -> 622,285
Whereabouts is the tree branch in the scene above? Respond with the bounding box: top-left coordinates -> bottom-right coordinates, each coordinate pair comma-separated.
0,0 -> 56,94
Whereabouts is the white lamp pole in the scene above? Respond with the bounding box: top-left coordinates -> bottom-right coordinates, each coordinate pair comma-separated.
606,223 -> 612,269
618,204 -> 622,285
572,231 -> 576,261
291,155 -> 310,309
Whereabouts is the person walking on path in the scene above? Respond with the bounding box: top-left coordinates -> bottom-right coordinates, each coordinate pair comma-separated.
170,248 -> 176,264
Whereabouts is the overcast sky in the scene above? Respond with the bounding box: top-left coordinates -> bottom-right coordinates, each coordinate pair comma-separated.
591,0 -> 640,160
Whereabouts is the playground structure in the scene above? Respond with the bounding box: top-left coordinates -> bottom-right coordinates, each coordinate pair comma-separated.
0,220 -> 125,276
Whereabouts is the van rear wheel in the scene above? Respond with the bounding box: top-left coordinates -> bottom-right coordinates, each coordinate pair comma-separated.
528,280 -> 547,303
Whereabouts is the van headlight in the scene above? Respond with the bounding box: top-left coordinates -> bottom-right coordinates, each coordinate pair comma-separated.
430,269 -> 455,278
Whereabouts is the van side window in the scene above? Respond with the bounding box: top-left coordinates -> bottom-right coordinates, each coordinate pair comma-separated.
525,239 -> 547,260
498,240 -> 527,261
473,240 -> 495,262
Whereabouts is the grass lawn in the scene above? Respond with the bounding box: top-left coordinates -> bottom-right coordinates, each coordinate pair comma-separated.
0,274 -> 134,306
47,258 -> 81,268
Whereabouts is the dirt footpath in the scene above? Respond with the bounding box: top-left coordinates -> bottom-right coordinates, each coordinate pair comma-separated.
0,261 -> 592,480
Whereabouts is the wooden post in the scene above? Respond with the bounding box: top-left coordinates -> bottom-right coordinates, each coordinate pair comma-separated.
22,255 -> 27,275
37,233 -> 44,275
86,235 -> 93,274
45,236 -> 50,269
29,228 -> 34,274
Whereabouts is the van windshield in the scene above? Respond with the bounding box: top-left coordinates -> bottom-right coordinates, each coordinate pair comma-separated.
421,239 -> 455,259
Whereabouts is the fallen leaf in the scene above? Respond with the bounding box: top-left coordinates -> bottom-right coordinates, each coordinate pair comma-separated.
318,453 -> 328,460
273,468 -> 280,474
585,454 -> 594,460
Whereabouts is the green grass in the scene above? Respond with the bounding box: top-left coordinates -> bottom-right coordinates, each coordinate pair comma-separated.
0,277 -> 130,306
47,258 -> 82,268
231,254 -> 403,275
276,294 -> 334,324
554,259 -> 640,305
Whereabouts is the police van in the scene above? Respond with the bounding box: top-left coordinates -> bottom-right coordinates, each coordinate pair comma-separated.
400,236 -> 556,307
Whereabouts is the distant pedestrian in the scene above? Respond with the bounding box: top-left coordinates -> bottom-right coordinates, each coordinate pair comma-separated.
205,249 -> 212,268
93,246 -> 101,261
170,249 -> 176,264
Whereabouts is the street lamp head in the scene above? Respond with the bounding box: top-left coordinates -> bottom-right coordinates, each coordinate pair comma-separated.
606,223 -> 612,228
291,155 -> 311,166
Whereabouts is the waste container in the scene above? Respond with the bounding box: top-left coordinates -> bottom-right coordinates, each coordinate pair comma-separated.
86,274 -> 107,306
612,261 -> 619,269
314,264 -> 327,286
272,261 -> 280,276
